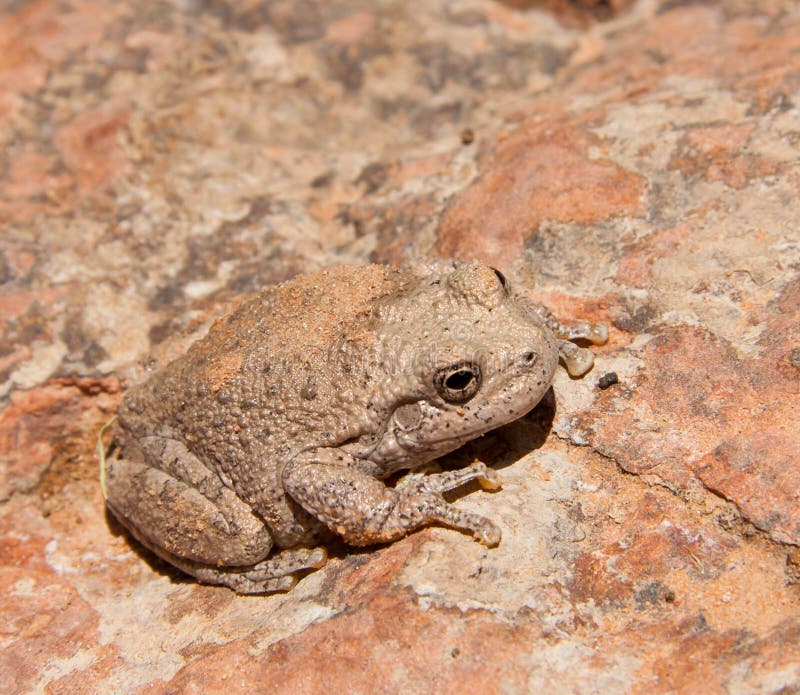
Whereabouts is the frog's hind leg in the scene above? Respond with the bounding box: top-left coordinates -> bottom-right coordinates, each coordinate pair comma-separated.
105,439 -> 326,593
151,540 -> 326,594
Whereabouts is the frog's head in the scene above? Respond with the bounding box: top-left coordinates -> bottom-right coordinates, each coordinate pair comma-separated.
364,262 -> 559,470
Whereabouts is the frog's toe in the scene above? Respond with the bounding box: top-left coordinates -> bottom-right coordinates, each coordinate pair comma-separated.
235,574 -> 297,594
474,463 -> 502,491
586,321 -> 608,345
563,320 -> 608,345
473,517 -> 502,547
247,545 -> 329,579
558,340 -> 596,377
437,503 -> 502,547
413,461 -> 502,494
307,546 -> 328,568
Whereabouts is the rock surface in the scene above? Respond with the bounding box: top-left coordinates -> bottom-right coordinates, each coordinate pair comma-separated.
1,0 -> 799,692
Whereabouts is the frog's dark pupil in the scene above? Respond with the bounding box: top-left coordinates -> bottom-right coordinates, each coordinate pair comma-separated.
445,369 -> 475,390
435,362 -> 481,403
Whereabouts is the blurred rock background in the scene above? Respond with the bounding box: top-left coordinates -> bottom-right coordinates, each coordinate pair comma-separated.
1,0 -> 799,691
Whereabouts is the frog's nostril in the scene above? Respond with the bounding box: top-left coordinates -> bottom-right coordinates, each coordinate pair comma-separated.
519,351 -> 537,366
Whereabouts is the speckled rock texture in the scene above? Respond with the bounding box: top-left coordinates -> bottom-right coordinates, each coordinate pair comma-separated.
1,0 -> 799,692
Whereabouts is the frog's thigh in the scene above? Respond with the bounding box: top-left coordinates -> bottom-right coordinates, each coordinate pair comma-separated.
105,452 -> 273,567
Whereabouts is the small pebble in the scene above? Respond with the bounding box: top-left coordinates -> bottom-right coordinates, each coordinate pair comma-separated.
460,127 -> 475,145
598,372 -> 619,389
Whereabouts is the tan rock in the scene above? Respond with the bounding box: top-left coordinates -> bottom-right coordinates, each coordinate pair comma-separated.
1,0 -> 799,691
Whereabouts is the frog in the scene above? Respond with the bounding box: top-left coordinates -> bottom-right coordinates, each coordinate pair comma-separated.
104,260 -> 607,594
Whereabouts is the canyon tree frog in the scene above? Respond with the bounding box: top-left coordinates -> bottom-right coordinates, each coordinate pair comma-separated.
105,261 -> 606,593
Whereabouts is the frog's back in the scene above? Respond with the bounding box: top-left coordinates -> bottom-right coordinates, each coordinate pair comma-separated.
118,264 -> 410,477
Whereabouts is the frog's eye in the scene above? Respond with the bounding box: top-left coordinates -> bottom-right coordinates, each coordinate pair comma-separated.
490,267 -> 509,293
435,362 -> 482,403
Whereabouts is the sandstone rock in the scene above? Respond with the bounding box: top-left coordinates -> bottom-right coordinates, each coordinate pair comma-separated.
1,0 -> 799,691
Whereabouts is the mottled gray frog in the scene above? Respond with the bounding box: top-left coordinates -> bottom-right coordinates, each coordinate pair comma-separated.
105,261 -> 606,593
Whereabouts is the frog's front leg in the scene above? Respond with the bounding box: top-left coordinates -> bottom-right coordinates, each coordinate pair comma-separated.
105,437 -> 326,594
525,300 -> 608,376
282,449 -> 502,547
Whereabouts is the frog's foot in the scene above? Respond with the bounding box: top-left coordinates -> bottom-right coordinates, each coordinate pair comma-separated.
400,461 -> 501,493
524,301 -> 607,376
394,462 -> 502,546
193,546 -> 328,595
417,496 -> 502,547
555,320 -> 608,345
527,301 -> 608,345
410,462 -> 501,546
194,567 -> 296,594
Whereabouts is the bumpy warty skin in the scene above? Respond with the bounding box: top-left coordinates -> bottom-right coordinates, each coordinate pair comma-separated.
109,261 -> 565,592
117,264 -> 412,506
